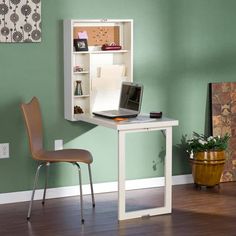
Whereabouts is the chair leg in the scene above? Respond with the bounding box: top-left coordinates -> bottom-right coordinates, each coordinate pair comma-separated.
88,164 -> 95,207
42,162 -> 50,205
27,163 -> 45,220
74,163 -> 84,224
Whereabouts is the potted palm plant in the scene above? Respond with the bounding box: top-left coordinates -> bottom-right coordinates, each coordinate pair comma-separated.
186,132 -> 230,188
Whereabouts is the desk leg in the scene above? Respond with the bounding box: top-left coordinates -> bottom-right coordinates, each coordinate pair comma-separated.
118,130 -> 126,220
165,127 -> 172,213
117,127 -> 173,220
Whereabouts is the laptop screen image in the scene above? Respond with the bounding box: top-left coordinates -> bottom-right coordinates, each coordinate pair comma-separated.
119,83 -> 143,111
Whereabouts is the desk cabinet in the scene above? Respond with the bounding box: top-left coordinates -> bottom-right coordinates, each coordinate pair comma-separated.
64,19 -> 133,121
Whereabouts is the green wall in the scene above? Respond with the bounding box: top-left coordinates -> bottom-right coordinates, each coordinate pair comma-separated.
0,0 -> 236,193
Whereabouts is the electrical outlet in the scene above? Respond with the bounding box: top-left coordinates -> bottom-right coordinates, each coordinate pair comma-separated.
54,140 -> 63,150
0,143 -> 9,159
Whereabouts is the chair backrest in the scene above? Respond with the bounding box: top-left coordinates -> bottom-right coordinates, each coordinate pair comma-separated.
21,97 -> 43,158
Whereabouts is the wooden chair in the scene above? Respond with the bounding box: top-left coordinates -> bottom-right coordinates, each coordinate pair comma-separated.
20,97 -> 95,223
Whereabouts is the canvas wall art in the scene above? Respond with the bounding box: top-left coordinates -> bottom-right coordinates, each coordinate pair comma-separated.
0,0 -> 41,43
210,82 -> 236,182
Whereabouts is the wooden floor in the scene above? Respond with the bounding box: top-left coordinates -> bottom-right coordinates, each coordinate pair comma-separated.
0,182 -> 236,236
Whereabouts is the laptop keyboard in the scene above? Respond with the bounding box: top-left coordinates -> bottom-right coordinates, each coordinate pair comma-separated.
108,110 -> 122,115
107,110 -> 132,115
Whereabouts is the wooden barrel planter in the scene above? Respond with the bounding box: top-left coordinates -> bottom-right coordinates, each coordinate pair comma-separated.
190,150 -> 225,187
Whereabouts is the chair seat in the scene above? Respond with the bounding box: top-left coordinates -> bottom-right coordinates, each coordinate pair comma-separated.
33,149 -> 93,164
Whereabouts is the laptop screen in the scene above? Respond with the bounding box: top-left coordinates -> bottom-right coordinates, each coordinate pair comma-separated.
119,82 -> 143,111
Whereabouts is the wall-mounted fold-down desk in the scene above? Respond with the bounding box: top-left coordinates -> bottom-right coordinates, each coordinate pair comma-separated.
78,114 -> 179,221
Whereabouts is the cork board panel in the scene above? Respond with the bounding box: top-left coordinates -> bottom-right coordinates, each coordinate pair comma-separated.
210,82 -> 236,182
73,26 -> 120,46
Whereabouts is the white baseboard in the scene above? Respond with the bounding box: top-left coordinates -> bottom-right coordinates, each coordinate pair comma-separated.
0,174 -> 193,204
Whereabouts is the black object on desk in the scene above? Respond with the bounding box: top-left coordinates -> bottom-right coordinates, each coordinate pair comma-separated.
150,112 -> 162,118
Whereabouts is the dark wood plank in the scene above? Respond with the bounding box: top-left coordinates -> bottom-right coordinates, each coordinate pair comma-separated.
0,182 -> 236,236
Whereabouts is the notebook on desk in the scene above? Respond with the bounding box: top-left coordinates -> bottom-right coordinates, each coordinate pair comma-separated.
93,82 -> 143,118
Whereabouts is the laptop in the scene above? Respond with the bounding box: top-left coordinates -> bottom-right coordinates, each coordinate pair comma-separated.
93,82 -> 143,118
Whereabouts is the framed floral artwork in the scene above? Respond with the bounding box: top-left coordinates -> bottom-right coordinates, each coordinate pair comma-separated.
0,0 -> 41,43
210,82 -> 236,182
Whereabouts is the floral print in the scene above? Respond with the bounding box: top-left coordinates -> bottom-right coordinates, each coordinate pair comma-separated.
0,0 -> 41,42
211,82 -> 236,182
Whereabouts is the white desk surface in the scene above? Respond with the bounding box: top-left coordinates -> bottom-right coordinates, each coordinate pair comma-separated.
76,114 -> 179,131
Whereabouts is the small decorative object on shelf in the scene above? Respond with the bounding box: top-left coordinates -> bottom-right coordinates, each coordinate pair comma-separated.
74,38 -> 88,51
74,66 -> 84,72
186,132 -> 230,189
74,106 -> 84,114
74,81 -> 83,95
101,42 -> 122,50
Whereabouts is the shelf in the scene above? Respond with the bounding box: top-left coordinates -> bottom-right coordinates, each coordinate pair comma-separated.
64,19 -> 133,121
74,113 -> 90,120
74,95 -> 90,98
73,50 -> 129,54
73,78 -> 88,82
73,71 -> 89,75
